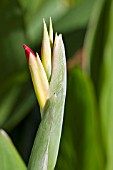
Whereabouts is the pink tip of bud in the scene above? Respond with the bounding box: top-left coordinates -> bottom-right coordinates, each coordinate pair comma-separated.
23,44 -> 35,61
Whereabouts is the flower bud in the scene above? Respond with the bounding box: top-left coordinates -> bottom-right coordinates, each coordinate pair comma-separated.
23,44 -> 49,112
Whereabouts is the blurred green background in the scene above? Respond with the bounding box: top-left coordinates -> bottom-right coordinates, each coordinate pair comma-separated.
0,0 -> 113,169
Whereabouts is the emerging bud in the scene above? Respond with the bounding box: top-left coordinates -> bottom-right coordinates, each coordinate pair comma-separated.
23,45 -> 49,112
23,18 -> 66,119
41,19 -> 51,80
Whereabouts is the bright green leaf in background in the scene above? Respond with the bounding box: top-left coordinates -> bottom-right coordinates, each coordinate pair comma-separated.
0,129 -> 26,170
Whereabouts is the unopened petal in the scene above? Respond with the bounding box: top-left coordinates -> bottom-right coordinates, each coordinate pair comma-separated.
41,19 -> 51,80
49,17 -> 53,45
29,53 -> 49,112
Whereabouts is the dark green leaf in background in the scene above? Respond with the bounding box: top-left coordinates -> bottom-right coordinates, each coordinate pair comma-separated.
56,67 -> 104,170
84,0 -> 113,169
99,1 -> 113,169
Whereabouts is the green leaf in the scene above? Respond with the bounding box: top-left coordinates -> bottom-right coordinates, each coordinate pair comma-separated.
0,0 -> 32,129
28,35 -> 66,170
84,0 -> 113,169
3,88 -> 36,131
99,1 -> 113,169
83,0 -> 107,96
0,87 -> 20,127
0,129 -> 27,170
56,67 -> 104,170
0,1 -> 26,82
0,70 -> 36,131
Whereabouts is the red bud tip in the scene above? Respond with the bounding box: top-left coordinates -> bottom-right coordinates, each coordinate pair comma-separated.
23,44 -> 35,61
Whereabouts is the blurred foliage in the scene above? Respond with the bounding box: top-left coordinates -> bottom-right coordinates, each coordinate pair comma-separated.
0,0 -> 113,169
56,68 -> 98,170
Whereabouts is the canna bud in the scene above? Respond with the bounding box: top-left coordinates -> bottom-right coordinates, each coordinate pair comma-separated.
23,18 -> 67,170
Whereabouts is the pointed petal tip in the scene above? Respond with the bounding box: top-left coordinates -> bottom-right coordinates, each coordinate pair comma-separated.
49,17 -> 53,44
43,18 -> 46,25
23,44 -> 35,61
50,17 -> 52,24
23,44 -> 27,49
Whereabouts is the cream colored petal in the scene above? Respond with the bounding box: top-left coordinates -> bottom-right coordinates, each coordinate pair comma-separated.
49,17 -> 53,45
29,52 -> 49,112
41,19 -> 51,80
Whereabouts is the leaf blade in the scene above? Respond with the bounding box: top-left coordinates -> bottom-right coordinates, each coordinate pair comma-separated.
0,129 -> 27,170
